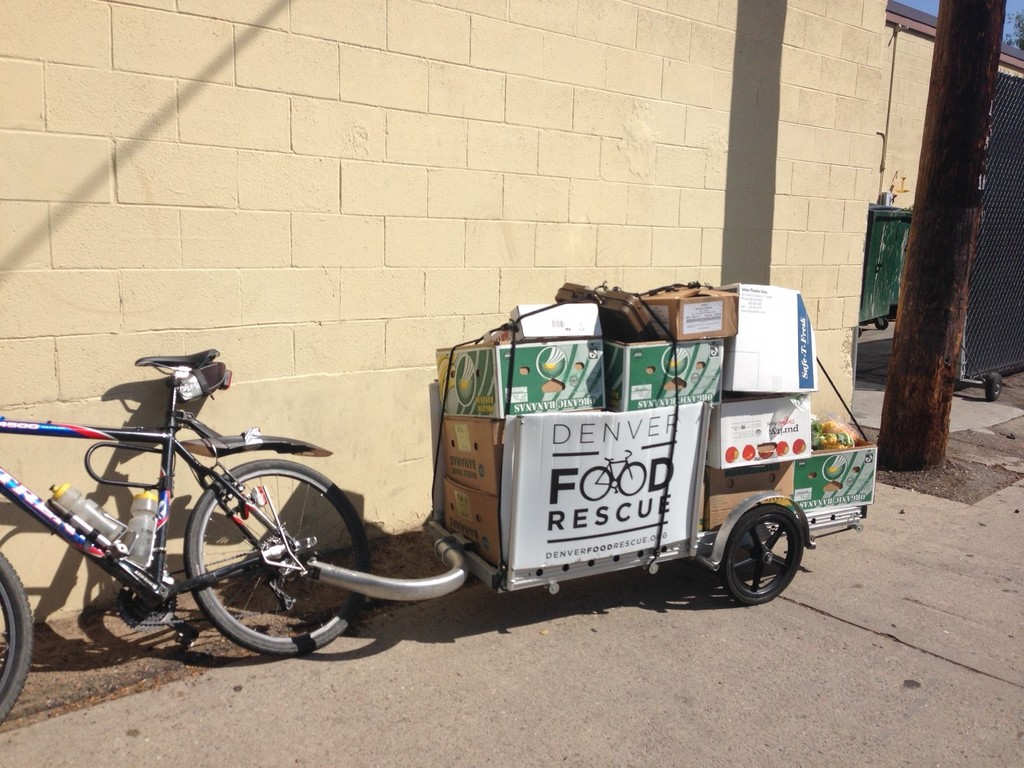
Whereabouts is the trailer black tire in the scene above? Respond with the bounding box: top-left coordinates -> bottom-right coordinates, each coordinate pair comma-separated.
720,504 -> 803,606
984,372 -> 1002,402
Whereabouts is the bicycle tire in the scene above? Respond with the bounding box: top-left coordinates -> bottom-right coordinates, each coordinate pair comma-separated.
184,459 -> 370,656
579,465 -> 614,501
616,462 -> 647,496
0,552 -> 32,723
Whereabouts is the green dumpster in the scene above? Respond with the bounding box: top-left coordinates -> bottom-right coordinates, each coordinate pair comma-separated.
859,206 -> 911,328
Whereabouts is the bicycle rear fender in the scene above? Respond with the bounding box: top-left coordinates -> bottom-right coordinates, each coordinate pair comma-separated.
180,433 -> 331,459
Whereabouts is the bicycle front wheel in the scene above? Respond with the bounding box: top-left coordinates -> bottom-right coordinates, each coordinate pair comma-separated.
0,551 -> 32,723
184,459 -> 370,656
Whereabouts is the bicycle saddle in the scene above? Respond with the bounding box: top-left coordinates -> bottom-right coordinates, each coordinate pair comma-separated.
135,349 -> 220,369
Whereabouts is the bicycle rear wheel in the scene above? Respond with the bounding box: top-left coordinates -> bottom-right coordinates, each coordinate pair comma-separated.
184,459 -> 369,656
0,552 -> 32,723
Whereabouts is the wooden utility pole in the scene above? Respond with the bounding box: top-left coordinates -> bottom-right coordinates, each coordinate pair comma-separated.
878,0 -> 1006,471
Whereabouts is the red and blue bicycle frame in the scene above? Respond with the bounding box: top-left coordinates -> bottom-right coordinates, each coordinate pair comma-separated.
0,393 -> 268,607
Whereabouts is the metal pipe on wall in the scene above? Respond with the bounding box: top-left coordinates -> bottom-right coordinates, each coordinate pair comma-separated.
878,23 -> 905,199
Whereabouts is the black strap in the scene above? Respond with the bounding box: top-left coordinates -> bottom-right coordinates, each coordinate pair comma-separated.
631,293 -> 681,567
815,356 -> 868,441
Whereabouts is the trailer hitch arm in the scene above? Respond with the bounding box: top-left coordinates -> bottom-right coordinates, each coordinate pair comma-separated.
307,537 -> 468,602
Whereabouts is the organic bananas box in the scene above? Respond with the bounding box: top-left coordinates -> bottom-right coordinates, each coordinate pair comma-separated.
437,339 -> 604,418
604,339 -> 723,411
792,446 -> 877,510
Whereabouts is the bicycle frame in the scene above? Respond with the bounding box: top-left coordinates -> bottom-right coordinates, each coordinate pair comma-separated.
0,385 -> 270,606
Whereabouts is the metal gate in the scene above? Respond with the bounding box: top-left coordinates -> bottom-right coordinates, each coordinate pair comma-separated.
962,72 -> 1024,387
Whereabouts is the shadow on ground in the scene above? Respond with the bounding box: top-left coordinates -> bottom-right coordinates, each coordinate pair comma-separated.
3,528 -> 754,731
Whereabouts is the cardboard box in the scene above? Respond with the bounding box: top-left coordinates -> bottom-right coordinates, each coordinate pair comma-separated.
511,303 -> 601,340
641,287 -> 739,341
793,446 -> 877,510
707,395 -> 812,468
501,404 -> 707,570
604,339 -> 723,410
437,339 -> 604,418
721,284 -> 817,393
443,478 -> 502,566
442,416 -> 503,495
702,462 -> 795,530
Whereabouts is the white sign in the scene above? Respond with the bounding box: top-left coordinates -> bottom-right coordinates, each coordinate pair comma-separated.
502,404 -> 706,569
682,299 -> 724,335
721,283 -> 817,393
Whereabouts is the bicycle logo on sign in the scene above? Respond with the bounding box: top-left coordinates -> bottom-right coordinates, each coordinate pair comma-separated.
579,450 -> 648,501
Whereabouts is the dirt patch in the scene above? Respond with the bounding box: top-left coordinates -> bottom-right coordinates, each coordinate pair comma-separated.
877,456 -> 1021,504
1,528 -> 441,732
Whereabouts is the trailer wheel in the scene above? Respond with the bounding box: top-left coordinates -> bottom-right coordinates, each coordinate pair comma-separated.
983,373 -> 1002,402
720,504 -> 803,606
873,316 -> 889,331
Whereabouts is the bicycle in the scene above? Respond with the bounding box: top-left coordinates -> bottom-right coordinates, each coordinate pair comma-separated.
0,350 -> 370,722
579,450 -> 648,501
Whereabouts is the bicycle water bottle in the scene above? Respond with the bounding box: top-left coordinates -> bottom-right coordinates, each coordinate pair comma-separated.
126,491 -> 158,568
48,484 -> 125,542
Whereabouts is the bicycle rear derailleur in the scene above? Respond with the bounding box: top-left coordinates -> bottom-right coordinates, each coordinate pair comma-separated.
116,587 -> 198,648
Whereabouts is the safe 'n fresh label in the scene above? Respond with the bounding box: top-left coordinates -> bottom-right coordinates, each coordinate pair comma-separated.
792,447 -> 877,510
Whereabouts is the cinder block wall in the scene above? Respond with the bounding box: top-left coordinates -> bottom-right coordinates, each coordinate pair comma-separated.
769,0 -> 887,410
1,0 -> 886,617
879,23 -> 1024,209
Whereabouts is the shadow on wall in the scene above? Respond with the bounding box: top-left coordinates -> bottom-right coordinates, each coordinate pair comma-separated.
0,373 -> 373,621
0,379 -> 182,620
721,0 -> 787,285
0,0 -> 290,274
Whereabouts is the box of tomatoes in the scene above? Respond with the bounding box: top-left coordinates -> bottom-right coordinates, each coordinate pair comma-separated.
706,394 -> 812,469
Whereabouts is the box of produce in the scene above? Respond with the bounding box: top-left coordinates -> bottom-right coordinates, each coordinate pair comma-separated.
702,462 -> 794,531
442,416 -> 503,495
707,394 -> 812,469
792,446 -> 877,510
510,303 -> 601,340
642,287 -> 739,341
437,339 -> 604,418
604,339 -> 723,411
443,477 -> 502,566
721,283 -> 817,393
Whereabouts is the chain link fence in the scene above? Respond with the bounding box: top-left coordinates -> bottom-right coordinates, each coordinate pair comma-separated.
962,73 -> 1024,382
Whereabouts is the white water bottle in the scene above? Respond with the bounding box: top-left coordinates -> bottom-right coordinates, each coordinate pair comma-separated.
126,491 -> 158,568
49,484 -> 124,541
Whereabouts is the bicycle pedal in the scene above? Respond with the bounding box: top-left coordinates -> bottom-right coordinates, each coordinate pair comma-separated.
172,619 -> 199,649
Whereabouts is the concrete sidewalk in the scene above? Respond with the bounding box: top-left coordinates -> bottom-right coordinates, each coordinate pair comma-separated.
2,477 -> 1022,767
853,327 -> 1024,432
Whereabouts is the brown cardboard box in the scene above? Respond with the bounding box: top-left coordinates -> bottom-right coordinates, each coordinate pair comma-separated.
702,461 -> 794,531
443,477 -> 502,566
442,416 -> 503,495
643,287 -> 739,341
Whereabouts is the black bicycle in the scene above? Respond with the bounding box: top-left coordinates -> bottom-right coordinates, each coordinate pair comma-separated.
0,350 -> 370,721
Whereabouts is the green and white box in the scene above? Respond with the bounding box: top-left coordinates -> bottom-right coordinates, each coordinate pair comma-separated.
437,339 -> 604,418
792,446 -> 877,510
604,340 -> 723,411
